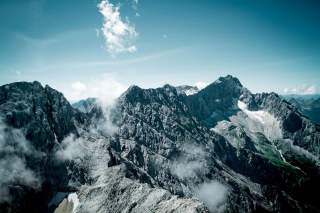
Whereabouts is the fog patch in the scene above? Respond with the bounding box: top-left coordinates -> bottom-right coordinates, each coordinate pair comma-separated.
170,143 -> 208,179
0,157 -> 41,203
55,134 -> 88,161
171,160 -> 206,179
94,100 -> 118,136
0,120 -> 42,203
181,143 -> 206,156
195,181 -> 228,213
65,75 -> 128,104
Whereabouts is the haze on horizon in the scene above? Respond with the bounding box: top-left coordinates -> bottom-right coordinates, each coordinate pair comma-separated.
0,0 -> 319,102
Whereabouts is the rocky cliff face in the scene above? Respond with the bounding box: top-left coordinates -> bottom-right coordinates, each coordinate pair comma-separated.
1,77 -> 320,213
0,81 -> 85,213
242,92 -> 320,157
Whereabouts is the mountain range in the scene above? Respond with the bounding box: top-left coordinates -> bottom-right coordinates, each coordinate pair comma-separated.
283,95 -> 320,125
0,75 -> 319,213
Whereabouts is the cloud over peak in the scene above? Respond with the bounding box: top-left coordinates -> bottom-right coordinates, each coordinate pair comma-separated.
98,0 -> 138,55
65,74 -> 128,104
195,81 -> 209,90
283,85 -> 318,95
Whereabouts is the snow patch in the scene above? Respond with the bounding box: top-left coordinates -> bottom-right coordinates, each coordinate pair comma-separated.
195,81 -> 208,90
237,100 -> 282,140
184,88 -> 199,96
238,101 -> 268,124
68,193 -> 79,212
54,192 -> 80,213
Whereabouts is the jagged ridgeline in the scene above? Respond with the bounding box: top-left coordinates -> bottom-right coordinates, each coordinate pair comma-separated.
0,76 -> 319,213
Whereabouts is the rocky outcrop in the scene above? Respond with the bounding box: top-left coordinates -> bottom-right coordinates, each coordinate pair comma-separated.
176,85 -> 200,96
243,92 -> 320,157
112,79 -> 320,212
1,77 -> 320,213
185,75 -> 247,127
0,81 -> 86,213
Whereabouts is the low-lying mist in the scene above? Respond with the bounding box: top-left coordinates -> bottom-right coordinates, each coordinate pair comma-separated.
0,120 -> 43,203
195,181 -> 228,213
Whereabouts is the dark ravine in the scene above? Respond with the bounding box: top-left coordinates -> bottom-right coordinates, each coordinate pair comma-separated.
0,76 -> 319,213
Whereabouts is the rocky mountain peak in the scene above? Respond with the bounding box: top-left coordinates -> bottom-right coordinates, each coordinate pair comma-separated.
0,81 -> 84,144
2,77 -> 320,213
215,74 -> 243,87
0,81 -> 89,213
119,84 -> 181,107
184,75 -> 247,127
176,85 -> 199,96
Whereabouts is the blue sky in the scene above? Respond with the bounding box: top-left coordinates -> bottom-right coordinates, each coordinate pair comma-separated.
0,0 -> 319,101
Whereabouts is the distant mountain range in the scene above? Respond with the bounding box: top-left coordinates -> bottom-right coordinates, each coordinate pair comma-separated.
0,75 -> 319,213
282,95 -> 320,124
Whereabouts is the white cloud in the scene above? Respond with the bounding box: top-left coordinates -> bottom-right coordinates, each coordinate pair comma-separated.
303,85 -> 317,94
55,134 -> 87,161
171,160 -> 205,179
283,85 -> 318,95
170,143 -> 209,179
0,156 -> 41,203
195,81 -> 209,90
132,0 -> 139,16
98,0 -> 138,55
195,181 -> 228,213
0,120 -> 42,203
71,81 -> 87,92
65,74 -> 128,104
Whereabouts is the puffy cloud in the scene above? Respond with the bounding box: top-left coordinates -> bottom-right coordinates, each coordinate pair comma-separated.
195,181 -> 228,213
71,81 -> 87,92
195,81 -> 209,90
65,75 -> 128,104
0,157 -> 41,203
170,143 -> 208,179
98,0 -> 138,55
55,134 -> 87,161
0,120 -> 42,203
64,75 -> 125,138
171,160 -> 205,179
283,85 -> 318,95
70,81 -> 88,100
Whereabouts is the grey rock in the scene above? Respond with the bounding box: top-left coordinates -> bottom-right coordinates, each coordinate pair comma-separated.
1,77 -> 320,213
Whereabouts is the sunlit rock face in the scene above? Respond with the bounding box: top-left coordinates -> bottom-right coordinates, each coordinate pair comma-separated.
1,76 -> 320,213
